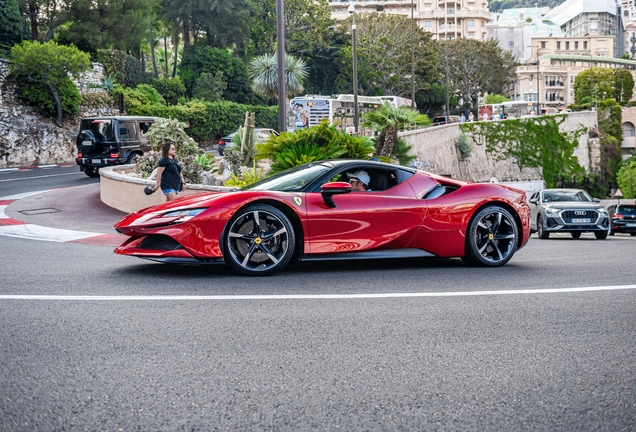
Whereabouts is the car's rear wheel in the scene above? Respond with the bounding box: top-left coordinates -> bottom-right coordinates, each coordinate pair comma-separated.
223,204 -> 295,276
571,232 -> 581,239
537,215 -> 549,239
595,230 -> 608,240
126,153 -> 140,164
84,167 -> 99,177
463,206 -> 518,267
631,233 -> 636,237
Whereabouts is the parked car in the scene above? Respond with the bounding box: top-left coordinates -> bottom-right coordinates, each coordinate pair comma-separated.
529,188 -> 609,239
217,128 -> 278,156
607,204 -> 636,236
75,116 -> 159,177
114,159 -> 531,275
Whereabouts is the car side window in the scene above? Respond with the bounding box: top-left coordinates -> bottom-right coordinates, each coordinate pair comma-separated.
119,121 -> 138,141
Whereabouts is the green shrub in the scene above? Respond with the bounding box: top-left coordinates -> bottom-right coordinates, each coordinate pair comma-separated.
80,91 -> 114,109
17,76 -> 81,118
151,77 -> 186,105
392,137 -> 417,165
111,84 -> 166,115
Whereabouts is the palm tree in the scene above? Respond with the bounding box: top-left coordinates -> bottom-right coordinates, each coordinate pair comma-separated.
247,52 -> 308,100
362,102 -> 432,157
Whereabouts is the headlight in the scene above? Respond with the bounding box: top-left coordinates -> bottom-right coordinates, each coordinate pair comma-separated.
161,208 -> 207,222
545,208 -> 561,214
597,208 -> 608,214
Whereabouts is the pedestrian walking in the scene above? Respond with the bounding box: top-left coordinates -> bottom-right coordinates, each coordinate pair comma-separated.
468,112 -> 474,122
151,142 -> 186,201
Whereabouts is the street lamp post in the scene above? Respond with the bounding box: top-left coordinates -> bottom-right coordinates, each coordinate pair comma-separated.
348,2 -> 359,133
536,47 -> 540,115
276,0 -> 286,132
411,0 -> 415,108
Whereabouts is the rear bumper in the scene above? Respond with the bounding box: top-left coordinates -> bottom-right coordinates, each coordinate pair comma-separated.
76,156 -> 127,168
611,221 -> 636,233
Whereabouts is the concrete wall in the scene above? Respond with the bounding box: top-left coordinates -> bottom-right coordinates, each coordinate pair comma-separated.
100,165 -> 235,213
400,111 -> 598,183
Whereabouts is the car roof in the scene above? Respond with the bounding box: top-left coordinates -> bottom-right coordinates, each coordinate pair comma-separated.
82,116 -> 160,121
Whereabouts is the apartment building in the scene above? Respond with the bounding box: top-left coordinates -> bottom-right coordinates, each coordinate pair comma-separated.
328,0 -> 492,40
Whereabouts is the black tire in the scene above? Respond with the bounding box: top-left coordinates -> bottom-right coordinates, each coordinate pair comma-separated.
609,226 -> 615,236
126,153 -> 140,164
571,232 -> 581,239
223,204 -> 295,276
630,233 -> 636,237
537,215 -> 549,239
463,206 -> 519,267
595,230 -> 608,240
84,167 -> 100,178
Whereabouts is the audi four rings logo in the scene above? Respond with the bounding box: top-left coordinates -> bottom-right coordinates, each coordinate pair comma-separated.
574,210 -> 587,215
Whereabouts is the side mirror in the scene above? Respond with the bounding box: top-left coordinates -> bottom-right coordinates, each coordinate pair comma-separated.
529,198 -> 538,205
593,198 -> 600,203
320,181 -> 351,208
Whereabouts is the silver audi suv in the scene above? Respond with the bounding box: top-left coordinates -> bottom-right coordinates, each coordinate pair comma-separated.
529,188 -> 609,239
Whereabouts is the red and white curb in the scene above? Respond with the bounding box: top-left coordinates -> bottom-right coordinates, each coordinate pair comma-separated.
0,191 -> 123,246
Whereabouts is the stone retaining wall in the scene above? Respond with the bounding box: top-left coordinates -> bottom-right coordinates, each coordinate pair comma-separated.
0,59 -> 118,168
400,111 -> 598,183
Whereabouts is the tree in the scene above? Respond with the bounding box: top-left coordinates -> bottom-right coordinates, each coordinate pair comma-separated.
484,94 -> 510,104
446,38 -> 518,109
337,13 -> 441,98
573,68 -> 617,105
56,0 -> 158,53
0,0 -> 23,57
617,158 -> 636,199
179,46 -> 254,103
362,102 -> 431,157
10,40 -> 90,126
248,52 -> 308,100
193,72 -> 227,102
613,69 -> 634,103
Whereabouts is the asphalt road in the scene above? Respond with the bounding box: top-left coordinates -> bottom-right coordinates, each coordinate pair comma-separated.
1,166 -> 635,431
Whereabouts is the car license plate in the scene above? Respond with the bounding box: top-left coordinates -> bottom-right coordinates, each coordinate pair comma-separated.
82,141 -> 92,146
626,223 -> 636,227
92,159 -> 101,164
571,218 -> 591,223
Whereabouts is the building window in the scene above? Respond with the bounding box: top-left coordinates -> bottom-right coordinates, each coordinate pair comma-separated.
468,20 -> 475,27
575,41 -> 579,49
447,8 -> 455,14
524,93 -> 538,102
584,41 -> 588,49
557,41 -> 561,49
424,21 -> 431,28
566,41 -> 570,50
508,40 -> 514,48
541,41 -> 546,48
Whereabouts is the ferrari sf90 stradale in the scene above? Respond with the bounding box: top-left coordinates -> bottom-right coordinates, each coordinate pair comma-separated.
115,160 -> 531,275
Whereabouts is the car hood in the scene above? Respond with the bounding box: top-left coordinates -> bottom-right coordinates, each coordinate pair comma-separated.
542,202 -> 605,210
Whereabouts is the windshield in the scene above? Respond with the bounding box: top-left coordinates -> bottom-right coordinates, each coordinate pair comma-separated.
80,119 -> 116,141
242,163 -> 332,192
542,190 -> 592,203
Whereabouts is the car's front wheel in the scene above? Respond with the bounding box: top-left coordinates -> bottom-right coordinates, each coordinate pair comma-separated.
595,230 -> 608,240
223,204 -> 295,276
537,215 -> 549,239
463,206 -> 518,267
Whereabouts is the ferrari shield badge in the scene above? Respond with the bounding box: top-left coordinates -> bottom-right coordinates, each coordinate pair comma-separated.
293,196 -> 302,206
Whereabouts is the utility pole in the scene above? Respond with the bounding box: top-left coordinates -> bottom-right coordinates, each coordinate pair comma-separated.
276,0 -> 286,132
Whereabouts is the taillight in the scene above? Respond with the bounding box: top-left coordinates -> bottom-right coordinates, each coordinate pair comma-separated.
110,153 -> 119,158
613,213 -> 624,219
77,153 -> 83,157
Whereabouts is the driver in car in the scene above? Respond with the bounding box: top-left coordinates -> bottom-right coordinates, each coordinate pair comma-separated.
347,170 -> 371,192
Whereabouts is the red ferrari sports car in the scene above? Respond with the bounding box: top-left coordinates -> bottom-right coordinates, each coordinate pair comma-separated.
114,160 -> 531,275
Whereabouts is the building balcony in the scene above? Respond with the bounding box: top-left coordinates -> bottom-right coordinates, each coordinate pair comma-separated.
621,136 -> 636,149
545,81 -> 564,87
630,36 -> 636,43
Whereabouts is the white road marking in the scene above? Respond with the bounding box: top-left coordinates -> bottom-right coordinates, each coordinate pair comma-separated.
1,285 -> 635,301
0,223 -> 99,242
0,172 -> 84,182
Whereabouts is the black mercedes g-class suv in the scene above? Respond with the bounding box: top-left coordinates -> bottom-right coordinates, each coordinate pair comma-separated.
75,116 -> 159,177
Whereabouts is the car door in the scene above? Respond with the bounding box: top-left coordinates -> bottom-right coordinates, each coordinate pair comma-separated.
118,120 -> 139,157
529,191 -> 539,230
303,184 -> 425,255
